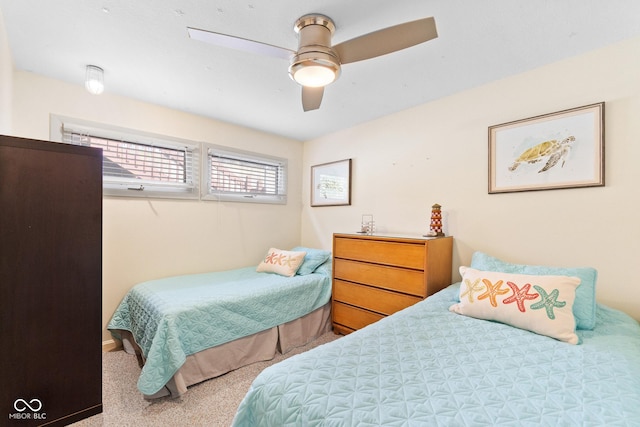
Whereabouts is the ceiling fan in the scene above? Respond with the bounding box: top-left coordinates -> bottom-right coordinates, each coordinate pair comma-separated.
187,14 -> 438,112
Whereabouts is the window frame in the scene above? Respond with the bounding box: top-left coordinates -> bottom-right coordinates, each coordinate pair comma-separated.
201,143 -> 287,205
51,115 -> 200,200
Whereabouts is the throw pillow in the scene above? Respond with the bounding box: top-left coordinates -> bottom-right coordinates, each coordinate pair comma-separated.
291,246 -> 331,275
450,266 -> 581,344
470,251 -> 597,330
256,248 -> 306,277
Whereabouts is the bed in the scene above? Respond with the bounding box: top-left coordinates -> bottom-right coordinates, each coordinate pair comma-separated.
232,253 -> 640,426
108,247 -> 332,399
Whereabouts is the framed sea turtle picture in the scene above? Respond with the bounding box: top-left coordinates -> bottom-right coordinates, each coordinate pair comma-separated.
488,102 -> 604,194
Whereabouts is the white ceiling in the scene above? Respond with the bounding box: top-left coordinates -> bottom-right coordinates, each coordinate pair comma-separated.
1,1 -> 640,141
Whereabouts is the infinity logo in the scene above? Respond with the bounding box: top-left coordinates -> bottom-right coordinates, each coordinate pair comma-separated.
14,398 -> 43,412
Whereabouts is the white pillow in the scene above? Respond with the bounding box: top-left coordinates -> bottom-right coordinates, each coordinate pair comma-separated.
449,266 -> 581,344
256,248 -> 306,277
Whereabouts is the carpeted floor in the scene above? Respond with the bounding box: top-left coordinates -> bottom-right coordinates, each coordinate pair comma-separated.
72,331 -> 340,427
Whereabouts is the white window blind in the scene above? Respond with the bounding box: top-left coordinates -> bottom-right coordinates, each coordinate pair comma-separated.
58,120 -> 199,199
203,145 -> 287,204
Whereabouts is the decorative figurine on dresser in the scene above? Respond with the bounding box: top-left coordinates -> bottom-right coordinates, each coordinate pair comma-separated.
429,203 -> 445,237
331,232 -> 453,335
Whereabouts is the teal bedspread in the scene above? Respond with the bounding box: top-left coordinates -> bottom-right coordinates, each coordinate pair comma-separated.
108,262 -> 331,395
233,283 -> 640,426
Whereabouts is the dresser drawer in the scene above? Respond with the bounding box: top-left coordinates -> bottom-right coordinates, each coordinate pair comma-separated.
333,280 -> 422,316
334,258 -> 426,297
332,301 -> 384,331
334,237 -> 425,270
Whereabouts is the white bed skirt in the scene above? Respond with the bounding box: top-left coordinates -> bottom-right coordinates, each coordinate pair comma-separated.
118,301 -> 332,399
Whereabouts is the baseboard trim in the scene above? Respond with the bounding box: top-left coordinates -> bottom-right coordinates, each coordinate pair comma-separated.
102,339 -> 122,352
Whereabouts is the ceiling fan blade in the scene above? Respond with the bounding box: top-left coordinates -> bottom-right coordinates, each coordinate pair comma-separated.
334,17 -> 437,65
302,86 -> 324,111
187,27 -> 294,60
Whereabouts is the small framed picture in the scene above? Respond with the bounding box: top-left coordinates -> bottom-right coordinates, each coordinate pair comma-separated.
488,103 -> 604,194
311,159 -> 352,207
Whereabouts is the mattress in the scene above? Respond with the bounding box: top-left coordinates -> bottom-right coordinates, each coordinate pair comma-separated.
232,283 -> 640,426
108,262 -> 332,395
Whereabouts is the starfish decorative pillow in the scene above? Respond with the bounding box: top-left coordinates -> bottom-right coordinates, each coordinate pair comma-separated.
469,251 -> 597,330
449,266 -> 581,344
256,248 -> 306,277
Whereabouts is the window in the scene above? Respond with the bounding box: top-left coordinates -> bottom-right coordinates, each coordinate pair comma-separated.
203,144 -> 287,204
52,116 -> 199,199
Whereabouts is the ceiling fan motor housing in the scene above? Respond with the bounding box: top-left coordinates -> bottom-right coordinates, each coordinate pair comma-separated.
289,14 -> 341,87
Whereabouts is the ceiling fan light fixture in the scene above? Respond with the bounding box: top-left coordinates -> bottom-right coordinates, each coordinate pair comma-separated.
289,14 -> 340,88
85,65 -> 104,95
290,57 -> 339,87
187,13 -> 438,111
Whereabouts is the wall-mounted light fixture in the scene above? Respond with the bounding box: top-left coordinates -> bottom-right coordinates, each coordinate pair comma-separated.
85,65 -> 104,95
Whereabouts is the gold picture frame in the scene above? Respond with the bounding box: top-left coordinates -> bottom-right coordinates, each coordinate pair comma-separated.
488,103 -> 605,194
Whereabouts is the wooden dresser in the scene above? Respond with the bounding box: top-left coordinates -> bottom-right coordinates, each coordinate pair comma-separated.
332,233 -> 453,335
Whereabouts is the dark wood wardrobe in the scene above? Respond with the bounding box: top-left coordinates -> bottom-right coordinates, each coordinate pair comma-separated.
0,135 -> 103,426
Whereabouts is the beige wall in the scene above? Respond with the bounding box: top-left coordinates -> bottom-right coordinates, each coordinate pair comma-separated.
302,36 -> 640,322
7,34 -> 639,345
0,8 -> 12,134
10,72 -> 304,341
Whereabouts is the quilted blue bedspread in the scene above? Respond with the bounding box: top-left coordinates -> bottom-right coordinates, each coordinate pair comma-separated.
108,263 -> 331,395
233,283 -> 640,426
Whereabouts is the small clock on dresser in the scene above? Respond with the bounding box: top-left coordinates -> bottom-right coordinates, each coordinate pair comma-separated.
331,233 -> 453,335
